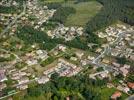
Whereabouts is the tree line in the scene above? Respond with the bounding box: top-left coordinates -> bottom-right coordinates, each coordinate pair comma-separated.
25,73 -> 108,100
86,0 -> 134,33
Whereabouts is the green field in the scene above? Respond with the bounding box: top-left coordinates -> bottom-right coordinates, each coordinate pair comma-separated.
96,87 -> 128,100
62,1 -> 102,26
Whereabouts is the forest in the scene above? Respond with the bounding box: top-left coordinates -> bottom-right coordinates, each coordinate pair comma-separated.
25,73 -> 109,100
86,0 -> 134,33
16,25 -> 103,51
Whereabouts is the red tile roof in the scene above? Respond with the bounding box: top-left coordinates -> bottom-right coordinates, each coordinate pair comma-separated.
111,91 -> 122,99
127,82 -> 134,89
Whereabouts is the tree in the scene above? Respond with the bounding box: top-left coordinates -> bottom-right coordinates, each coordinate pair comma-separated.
27,87 -> 42,97
86,0 -> 134,33
51,72 -> 60,80
116,57 -> 127,65
51,7 -> 76,24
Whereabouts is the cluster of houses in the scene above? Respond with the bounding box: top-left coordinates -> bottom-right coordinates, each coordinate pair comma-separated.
97,24 -> 133,43
0,0 -> 19,7
111,63 -> 131,77
0,13 -> 18,36
50,44 -> 67,56
26,0 -> 56,30
0,0 -> 56,39
0,0 -> 134,98
22,49 -> 49,66
8,67 -> 31,90
0,49 -> 49,91
108,81 -> 134,99
93,24 -> 134,76
38,59 -> 82,84
89,70 -> 109,80
76,24 -> 134,97
47,24 -> 84,41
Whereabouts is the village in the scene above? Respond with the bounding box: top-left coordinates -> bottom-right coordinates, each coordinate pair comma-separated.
0,0 -> 134,100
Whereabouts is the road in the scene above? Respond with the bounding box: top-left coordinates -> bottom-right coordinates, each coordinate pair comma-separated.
92,45 -> 110,64
126,95 -> 134,100
0,2 -> 26,38
12,78 -> 38,88
0,91 -> 20,100
89,70 -> 108,78
0,48 -> 21,61
92,32 -> 125,65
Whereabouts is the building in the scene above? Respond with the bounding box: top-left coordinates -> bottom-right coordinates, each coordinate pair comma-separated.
75,51 -> 84,59
120,67 -> 129,77
37,76 -> 49,84
127,82 -> 134,90
36,50 -> 48,60
111,91 -> 122,100
0,69 -> 7,82
102,59 -> 110,64
130,55 -> 134,61
58,45 -> 66,52
17,84 -> 28,90
18,77 -> 29,84
0,83 -> 7,91
112,62 -> 120,68
26,59 -> 38,66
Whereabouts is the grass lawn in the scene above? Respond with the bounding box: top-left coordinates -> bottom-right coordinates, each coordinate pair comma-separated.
62,1 -> 102,26
96,87 -> 128,100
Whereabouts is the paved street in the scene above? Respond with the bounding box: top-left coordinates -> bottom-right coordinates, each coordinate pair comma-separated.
0,91 -> 20,100
0,2 -> 26,38
92,33 -> 124,64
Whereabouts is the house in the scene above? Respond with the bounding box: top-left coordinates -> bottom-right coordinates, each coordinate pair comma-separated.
98,71 -> 109,80
0,69 -> 7,82
100,72 -> 108,79
43,67 -> 55,78
58,45 -> 66,52
72,67 -> 82,76
0,83 -> 7,91
26,59 -> 38,66
102,59 -> 110,64
75,51 -> 84,59
127,82 -> 134,89
117,85 -> 124,91
37,76 -> 49,84
66,96 -> 70,100
47,30 -> 52,37
111,91 -> 122,100
107,83 -> 114,88
130,55 -> 134,61
120,67 -> 129,77
70,57 -> 77,61
36,50 -> 48,60
17,84 -> 28,90
111,50 -> 120,56
18,77 -> 29,84
95,48 -> 102,53
123,64 -> 130,69
123,87 -> 130,93
112,62 -> 120,68
88,55 -> 95,60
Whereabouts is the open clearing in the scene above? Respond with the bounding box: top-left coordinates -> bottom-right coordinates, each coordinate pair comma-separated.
62,1 -> 102,26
